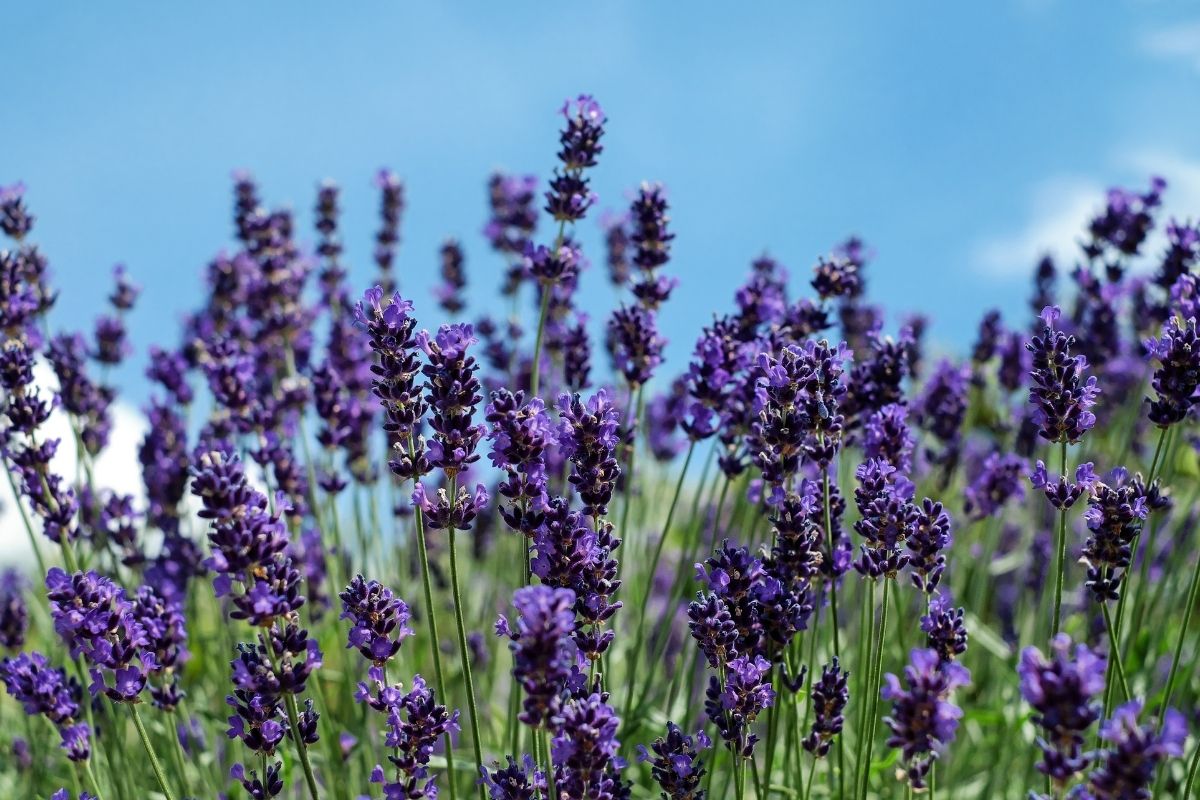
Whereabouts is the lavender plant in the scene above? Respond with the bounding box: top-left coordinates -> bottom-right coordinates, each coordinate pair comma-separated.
0,103 -> 1199,800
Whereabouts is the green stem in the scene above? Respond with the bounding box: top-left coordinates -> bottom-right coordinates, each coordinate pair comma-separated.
448,502 -> 486,799
528,287 -> 553,398
82,759 -> 107,800
1051,440 -> 1068,636
413,499 -> 459,800
860,579 -> 891,800
130,703 -> 177,800
1100,602 -> 1130,706
1184,737 -> 1200,799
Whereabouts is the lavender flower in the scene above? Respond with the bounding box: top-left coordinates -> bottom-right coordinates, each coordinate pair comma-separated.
487,389 -> 556,538
913,359 -> 970,470
1030,460 -> 1097,510
863,403 -> 915,474
481,755 -> 546,800
0,182 -> 34,239
546,95 -> 605,223
419,322 -> 485,477
496,585 -> 578,728
705,653 -> 774,759
1080,471 -> 1149,602
1082,700 -> 1187,800
0,569 -> 28,649
1018,634 -> 1106,784
557,388 -> 622,518
1026,306 -> 1100,444
551,692 -> 627,800
485,172 -> 539,266
687,592 -> 739,670
629,182 -> 676,310
1145,314 -> 1200,428
360,670 -> 459,800
963,451 -> 1027,520
907,498 -> 952,594
339,576 -> 414,666
607,304 -> 665,389
600,210 -> 630,287
374,169 -> 405,284
811,255 -> 861,301
852,459 -> 916,579
881,648 -> 970,789
920,594 -> 968,663
802,658 -> 849,757
636,722 -> 711,800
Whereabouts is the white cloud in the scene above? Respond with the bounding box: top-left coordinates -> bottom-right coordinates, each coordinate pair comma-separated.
0,362 -> 148,568
971,150 -> 1200,279
971,177 -> 1104,278
1140,22 -> 1200,73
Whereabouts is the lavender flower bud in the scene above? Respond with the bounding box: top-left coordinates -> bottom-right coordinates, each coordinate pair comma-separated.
882,648 -> 970,789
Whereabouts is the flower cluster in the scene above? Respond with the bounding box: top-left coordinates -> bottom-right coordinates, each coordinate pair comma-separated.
882,648 -> 970,789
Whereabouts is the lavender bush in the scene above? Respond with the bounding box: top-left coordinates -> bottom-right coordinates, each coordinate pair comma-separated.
1,98 -> 1199,800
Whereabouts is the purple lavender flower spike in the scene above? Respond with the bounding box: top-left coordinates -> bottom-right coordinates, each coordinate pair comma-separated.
557,388 -> 623,519
1081,700 -> 1187,800
1080,471 -> 1150,602
0,182 -> 34,239
1145,314 -> 1200,428
0,569 -> 28,649
373,169 -> 406,287
360,670 -> 459,800
481,755 -> 546,800
600,210 -> 630,288
920,593 -> 968,664
811,255 -> 860,301
487,388 -> 556,538
1030,460 -> 1097,510
1026,305 -> 1100,444
852,459 -> 916,580
551,692 -> 628,800
802,657 -> 849,758
607,304 -> 665,389
1018,634 -> 1106,785
629,182 -> 676,311
705,653 -> 774,759
339,575 -> 414,666
907,498 -> 952,594
1,650 -> 83,728
497,585 -> 578,728
419,322 -> 486,478
963,451 -> 1026,521
231,761 -> 284,799
436,238 -> 468,315
881,648 -> 970,789
913,359 -> 970,472
863,403 -> 915,474
637,721 -> 710,800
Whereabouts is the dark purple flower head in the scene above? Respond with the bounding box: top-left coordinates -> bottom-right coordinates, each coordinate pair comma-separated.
373,169 -> 405,279
487,389 -> 556,536
419,322 -> 485,477
486,172 -> 539,265
963,451 -> 1027,520
557,95 -> 606,171
863,403 -> 915,474
802,657 -> 849,758
146,346 -> 194,406
1083,700 -> 1187,800
524,242 -> 581,287
551,692 -> 627,800
907,498 -> 952,594
628,182 -> 676,310
811,255 -> 861,301
1085,177 -> 1165,260
130,584 -> 190,709
852,459 -> 916,580
481,755 -> 546,800
1026,306 -> 1100,444
47,331 -> 114,455
1019,634 -> 1106,784
0,650 -> 82,726
971,310 -> 1003,365
411,481 -> 489,531
705,653 -> 774,759
1030,460 -> 1098,510
231,761 -> 284,800
0,182 -> 34,239
687,592 -> 739,670
360,669 -> 459,800
637,722 -> 710,800
1080,471 -> 1150,602
108,263 -> 140,311
682,315 -> 750,441
1145,314 -> 1200,428
0,569 -> 28,649
920,593 -> 968,664
600,210 -> 631,287
913,359 -> 970,469
557,389 -> 622,518
882,648 -> 970,789
497,585 -> 578,728
607,304 -> 665,388
843,327 -> 913,431
435,238 -> 468,315
339,575 -> 414,666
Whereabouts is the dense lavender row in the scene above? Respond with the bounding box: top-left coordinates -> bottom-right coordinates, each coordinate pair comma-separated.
0,98 -> 1199,800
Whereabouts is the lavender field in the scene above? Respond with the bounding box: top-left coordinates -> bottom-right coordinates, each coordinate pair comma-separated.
1,82 -> 1200,800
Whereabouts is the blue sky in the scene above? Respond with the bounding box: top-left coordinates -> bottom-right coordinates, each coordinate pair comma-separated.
6,2 -> 1200,403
